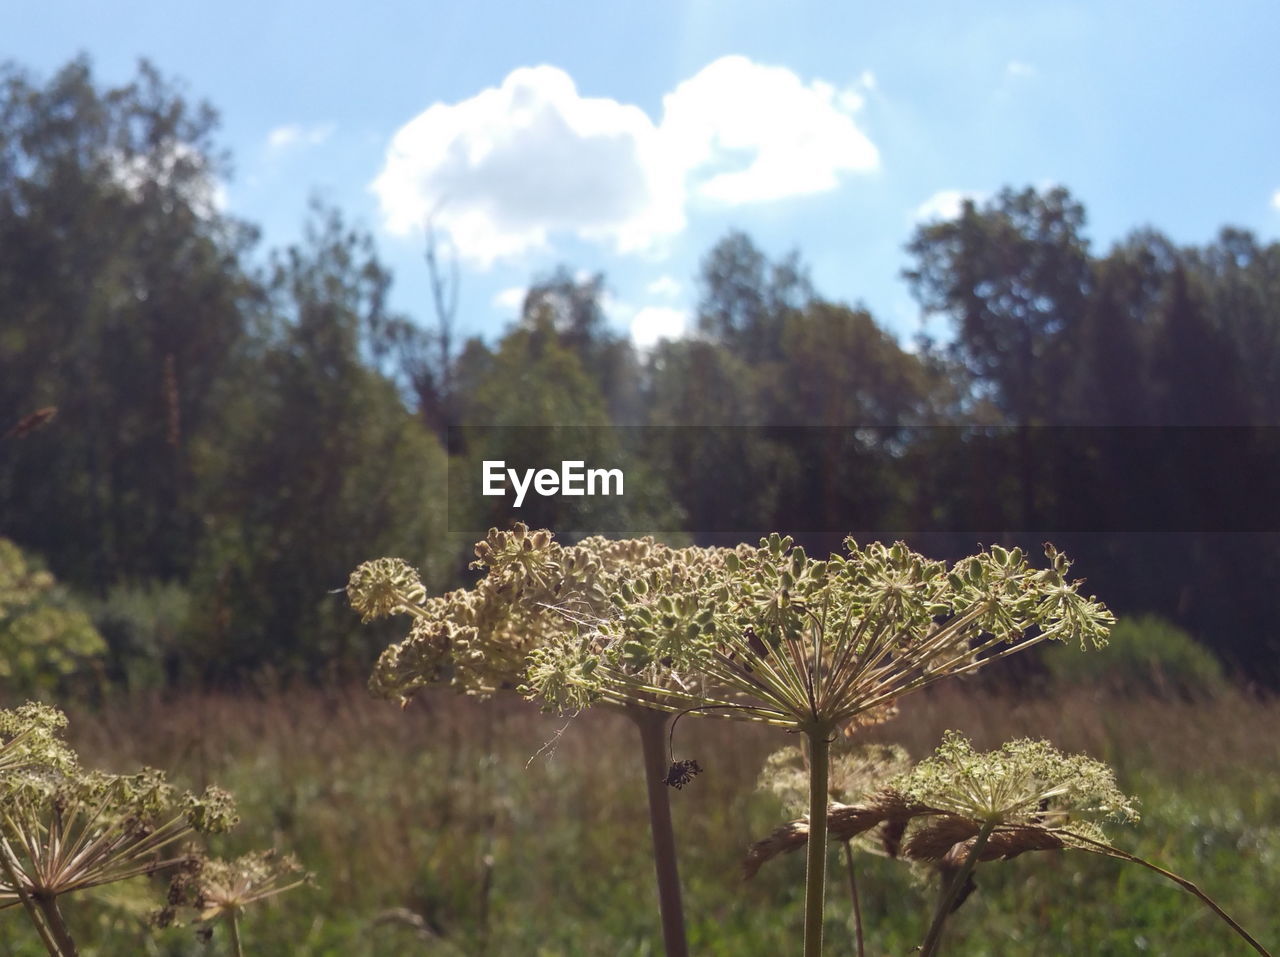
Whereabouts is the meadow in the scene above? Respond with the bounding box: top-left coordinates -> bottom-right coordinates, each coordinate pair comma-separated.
0,679 -> 1270,955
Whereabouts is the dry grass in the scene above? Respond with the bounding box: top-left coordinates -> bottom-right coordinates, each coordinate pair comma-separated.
31,680 -> 1280,955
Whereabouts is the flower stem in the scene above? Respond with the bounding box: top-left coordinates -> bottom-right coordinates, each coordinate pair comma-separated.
228,909 -> 245,957
33,895 -> 80,957
628,706 -> 689,957
842,841 -> 865,957
918,820 -> 994,957
1069,832 -> 1274,957
804,729 -> 831,957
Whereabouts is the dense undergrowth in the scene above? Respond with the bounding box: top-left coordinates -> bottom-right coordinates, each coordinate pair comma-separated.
0,683 -> 1270,955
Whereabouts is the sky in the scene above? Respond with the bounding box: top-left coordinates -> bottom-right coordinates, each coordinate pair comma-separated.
6,0 -> 1280,349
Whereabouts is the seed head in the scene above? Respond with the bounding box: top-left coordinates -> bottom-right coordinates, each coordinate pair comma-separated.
346,558 -> 426,622
895,731 -> 1139,842
530,537 -> 1114,737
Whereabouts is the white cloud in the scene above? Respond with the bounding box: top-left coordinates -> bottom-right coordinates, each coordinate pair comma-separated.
492,286 -> 526,311
1272,188 -> 1280,211
913,189 -> 987,223
372,56 -> 879,265
630,305 -> 689,350
266,123 -> 336,154
645,275 -> 681,298
1006,61 -> 1036,78
373,65 -> 683,266
662,55 -> 879,206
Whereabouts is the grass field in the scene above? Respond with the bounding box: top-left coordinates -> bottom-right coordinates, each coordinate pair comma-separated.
4,681 -> 1274,955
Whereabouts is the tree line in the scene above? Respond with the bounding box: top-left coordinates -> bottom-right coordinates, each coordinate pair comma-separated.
2,57 -> 1278,691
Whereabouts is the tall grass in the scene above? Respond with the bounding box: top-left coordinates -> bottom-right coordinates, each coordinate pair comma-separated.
9,683 -> 1273,955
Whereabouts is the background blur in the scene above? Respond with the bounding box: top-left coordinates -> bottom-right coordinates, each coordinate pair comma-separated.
2,6 -> 1279,952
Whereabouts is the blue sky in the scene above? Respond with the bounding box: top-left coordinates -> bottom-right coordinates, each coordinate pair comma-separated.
7,0 -> 1280,348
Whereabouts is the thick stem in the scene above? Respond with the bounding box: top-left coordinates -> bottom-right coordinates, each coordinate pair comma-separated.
804,730 -> 831,957
842,841 -> 865,957
34,895 -> 79,957
918,821 -> 994,957
628,706 -> 689,957
228,909 -> 245,957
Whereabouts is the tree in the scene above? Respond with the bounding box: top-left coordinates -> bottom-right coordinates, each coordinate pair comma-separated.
0,56 -> 258,587
457,310 -> 680,535
189,205 -> 450,678
904,187 -> 1092,528
904,186 -> 1091,427
518,266 -> 645,424
696,231 -> 812,364
1187,229 -> 1280,423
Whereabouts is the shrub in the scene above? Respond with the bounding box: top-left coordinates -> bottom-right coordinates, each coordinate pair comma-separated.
1045,613 -> 1227,698
0,538 -> 105,698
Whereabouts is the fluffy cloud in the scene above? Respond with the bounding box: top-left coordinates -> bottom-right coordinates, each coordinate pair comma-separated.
373,66 -> 683,265
913,189 -> 987,223
1272,189 -> 1280,211
372,57 -> 878,265
629,305 -> 689,350
662,55 -> 878,205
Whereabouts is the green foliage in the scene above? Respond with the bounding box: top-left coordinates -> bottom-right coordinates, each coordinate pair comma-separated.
86,580 -> 192,691
1,687 -> 1269,955
0,56 -> 259,588
456,309 -> 681,533
904,185 -> 1091,427
0,538 -> 105,696
3,53 -> 1280,688
1044,613 -> 1227,698
188,203 -> 453,680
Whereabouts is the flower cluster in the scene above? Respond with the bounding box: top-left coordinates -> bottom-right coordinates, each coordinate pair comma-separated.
527,536 -> 1114,735
759,742 -> 912,818
895,731 -> 1139,852
162,848 -> 311,924
745,733 -> 1138,878
350,524 -> 737,704
0,701 -> 257,957
0,765 -> 239,902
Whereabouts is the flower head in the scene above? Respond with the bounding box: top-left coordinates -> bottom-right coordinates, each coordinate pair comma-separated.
528,537 -> 1114,736
894,731 -> 1138,847
356,524 -> 735,704
0,765 -> 239,902
192,849 -> 310,920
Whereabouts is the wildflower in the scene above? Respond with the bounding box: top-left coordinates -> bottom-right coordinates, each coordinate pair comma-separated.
0,703 -> 77,781
0,764 -> 237,955
352,524 -> 734,703
897,731 -> 1137,838
886,734 -> 1271,957
157,848 -> 310,956
351,526 -> 737,957
527,538 -> 1113,736
525,535 -> 1113,957
760,742 -> 912,817
190,849 -> 310,921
